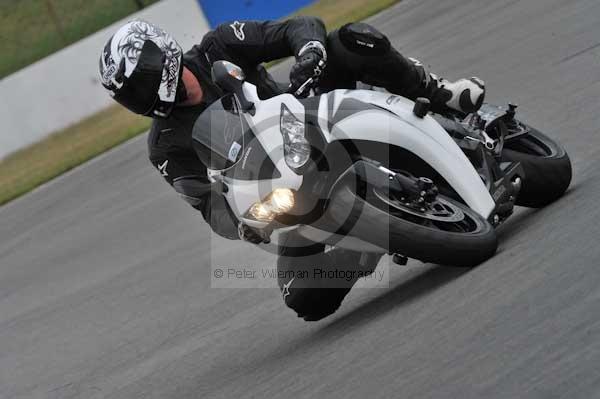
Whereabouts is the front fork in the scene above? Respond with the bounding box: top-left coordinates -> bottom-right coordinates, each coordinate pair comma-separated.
327,158 -> 439,209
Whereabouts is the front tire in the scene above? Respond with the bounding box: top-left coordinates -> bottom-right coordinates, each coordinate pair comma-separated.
325,185 -> 498,267
502,127 -> 572,208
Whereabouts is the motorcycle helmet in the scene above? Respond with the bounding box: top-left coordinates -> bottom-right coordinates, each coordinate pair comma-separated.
99,19 -> 184,118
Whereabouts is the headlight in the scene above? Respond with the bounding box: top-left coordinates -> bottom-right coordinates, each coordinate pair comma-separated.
248,188 -> 295,222
280,104 -> 311,171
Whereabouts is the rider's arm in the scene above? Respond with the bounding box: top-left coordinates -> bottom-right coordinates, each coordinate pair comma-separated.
148,142 -> 240,240
193,188 -> 240,240
207,16 -> 327,67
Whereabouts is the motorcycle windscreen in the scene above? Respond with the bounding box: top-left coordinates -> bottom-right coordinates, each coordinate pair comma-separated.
192,94 -> 247,171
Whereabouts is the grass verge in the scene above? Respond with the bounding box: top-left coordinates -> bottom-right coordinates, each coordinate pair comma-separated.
295,0 -> 400,29
0,107 -> 150,206
0,0 -> 158,79
0,0 -> 401,207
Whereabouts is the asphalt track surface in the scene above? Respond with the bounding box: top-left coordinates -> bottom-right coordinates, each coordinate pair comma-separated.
1,0 -> 600,398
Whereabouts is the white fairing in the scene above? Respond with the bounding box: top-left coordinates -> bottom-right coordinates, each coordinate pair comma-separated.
214,83 -> 495,231
323,89 -> 495,218
220,83 -> 305,228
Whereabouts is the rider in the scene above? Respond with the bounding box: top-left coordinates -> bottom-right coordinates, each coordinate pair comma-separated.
99,17 -> 485,321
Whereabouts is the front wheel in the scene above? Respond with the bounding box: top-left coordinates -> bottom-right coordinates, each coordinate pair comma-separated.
325,185 -> 498,267
502,127 -> 572,208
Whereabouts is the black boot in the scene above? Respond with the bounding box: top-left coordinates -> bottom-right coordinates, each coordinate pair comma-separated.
407,57 -> 485,114
428,73 -> 486,114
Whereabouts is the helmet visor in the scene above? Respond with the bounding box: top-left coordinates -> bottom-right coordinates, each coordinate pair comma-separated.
112,40 -> 164,115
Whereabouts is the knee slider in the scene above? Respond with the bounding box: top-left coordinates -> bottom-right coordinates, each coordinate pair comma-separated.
338,22 -> 391,56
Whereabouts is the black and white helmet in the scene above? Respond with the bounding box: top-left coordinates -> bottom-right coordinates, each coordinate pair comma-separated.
99,20 -> 183,118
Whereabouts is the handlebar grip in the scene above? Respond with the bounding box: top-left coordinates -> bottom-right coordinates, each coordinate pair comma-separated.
289,59 -> 326,97
293,77 -> 314,97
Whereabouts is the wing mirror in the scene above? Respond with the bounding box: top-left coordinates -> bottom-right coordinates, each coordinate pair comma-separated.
211,60 -> 254,112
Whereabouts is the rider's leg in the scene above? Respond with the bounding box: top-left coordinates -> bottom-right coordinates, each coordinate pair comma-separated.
321,22 -> 485,114
276,230 -> 381,321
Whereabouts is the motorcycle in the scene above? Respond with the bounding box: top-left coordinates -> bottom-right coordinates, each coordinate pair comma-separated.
192,60 -> 572,267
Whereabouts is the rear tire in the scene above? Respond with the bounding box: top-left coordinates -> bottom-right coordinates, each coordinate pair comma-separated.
502,127 -> 572,208
325,185 -> 498,267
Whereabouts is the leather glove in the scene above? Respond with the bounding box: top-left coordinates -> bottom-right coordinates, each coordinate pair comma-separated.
289,41 -> 327,97
238,222 -> 272,244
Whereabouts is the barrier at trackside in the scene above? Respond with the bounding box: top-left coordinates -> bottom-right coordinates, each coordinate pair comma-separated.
0,0 -> 210,160
197,0 -> 314,27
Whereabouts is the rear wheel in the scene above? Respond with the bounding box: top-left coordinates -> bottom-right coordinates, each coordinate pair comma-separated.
502,127 -> 572,207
